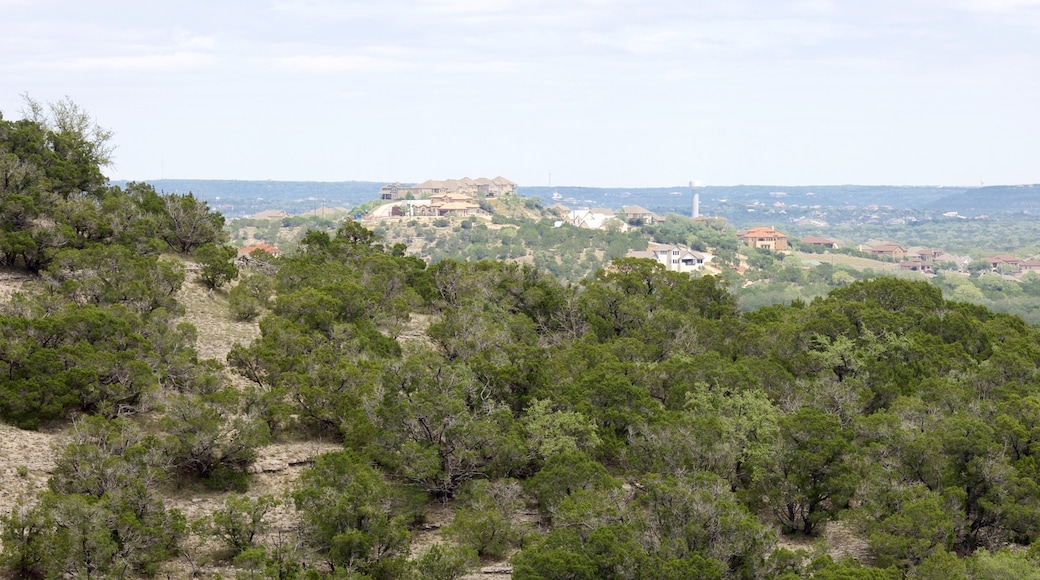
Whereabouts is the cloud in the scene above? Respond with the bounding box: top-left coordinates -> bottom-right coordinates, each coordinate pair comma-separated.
31,51 -> 216,73
957,0 -> 1040,11
275,54 -> 408,73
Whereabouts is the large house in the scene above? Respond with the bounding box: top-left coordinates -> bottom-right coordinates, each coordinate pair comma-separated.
564,208 -> 618,230
620,205 -> 660,225
380,176 -> 517,200
738,226 -> 788,251
627,243 -> 713,273
375,193 -> 483,218
862,241 -> 906,259
801,236 -> 839,249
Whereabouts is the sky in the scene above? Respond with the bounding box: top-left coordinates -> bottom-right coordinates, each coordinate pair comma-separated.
2,0 -> 1039,188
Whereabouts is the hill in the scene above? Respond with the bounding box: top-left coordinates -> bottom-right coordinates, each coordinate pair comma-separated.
924,183 -> 1040,215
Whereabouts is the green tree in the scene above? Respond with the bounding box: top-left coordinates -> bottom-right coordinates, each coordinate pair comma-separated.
292,451 -> 411,577
754,407 -> 856,535
160,192 -> 226,253
195,242 -> 240,290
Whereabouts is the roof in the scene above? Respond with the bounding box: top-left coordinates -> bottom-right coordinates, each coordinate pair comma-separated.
739,226 -> 787,238
239,243 -> 280,255
871,242 -> 904,251
251,209 -> 289,220
438,201 -> 480,210
621,205 -> 653,215
988,254 -> 1019,263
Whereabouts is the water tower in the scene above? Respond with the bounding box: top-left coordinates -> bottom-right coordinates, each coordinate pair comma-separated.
690,180 -> 702,218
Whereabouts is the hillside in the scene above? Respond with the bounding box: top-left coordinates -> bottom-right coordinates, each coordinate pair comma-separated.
7,108 -> 1040,578
924,184 -> 1040,216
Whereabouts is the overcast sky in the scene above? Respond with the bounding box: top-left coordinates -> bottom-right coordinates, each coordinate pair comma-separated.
2,0 -> 1039,187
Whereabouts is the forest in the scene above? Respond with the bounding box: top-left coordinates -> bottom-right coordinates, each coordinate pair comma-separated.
4,100 -> 1040,579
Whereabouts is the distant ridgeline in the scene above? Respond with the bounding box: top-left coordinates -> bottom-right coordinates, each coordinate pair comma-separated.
922,184 -> 1040,216
109,179 -> 386,219
110,180 -> 1039,223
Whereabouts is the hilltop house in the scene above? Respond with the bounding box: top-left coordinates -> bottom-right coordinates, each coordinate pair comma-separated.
381,176 -> 517,200
620,205 -> 659,224
899,260 -> 933,274
565,208 -> 619,230
738,226 -> 789,251
627,243 -> 713,273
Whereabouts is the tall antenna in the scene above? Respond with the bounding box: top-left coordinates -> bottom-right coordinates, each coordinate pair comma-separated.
690,180 -> 702,218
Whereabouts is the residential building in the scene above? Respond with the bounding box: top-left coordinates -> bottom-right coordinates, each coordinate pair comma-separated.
801,236 -> 839,249
738,226 -> 789,250
862,241 -> 906,259
620,205 -> 658,224
382,176 -> 517,200
899,260 -> 933,274
627,243 -> 713,273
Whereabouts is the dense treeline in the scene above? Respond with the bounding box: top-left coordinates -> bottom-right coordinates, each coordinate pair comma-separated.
4,101 -> 1040,578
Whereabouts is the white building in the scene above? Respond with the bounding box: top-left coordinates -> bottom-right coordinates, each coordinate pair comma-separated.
627,243 -> 714,273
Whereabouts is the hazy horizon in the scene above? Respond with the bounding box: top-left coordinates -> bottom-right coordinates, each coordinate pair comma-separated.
6,1 -> 1040,188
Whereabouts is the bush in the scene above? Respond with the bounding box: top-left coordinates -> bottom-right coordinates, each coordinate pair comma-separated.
410,544 -> 478,580
201,495 -> 280,558
161,393 -> 269,491
443,480 -> 526,560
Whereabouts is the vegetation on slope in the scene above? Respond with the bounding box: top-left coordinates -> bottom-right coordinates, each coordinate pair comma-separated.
6,99 -> 1040,579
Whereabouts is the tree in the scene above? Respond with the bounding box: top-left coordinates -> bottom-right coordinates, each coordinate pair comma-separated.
228,273 -> 274,321
1,417 -> 185,578
292,451 -> 411,576
200,494 -> 280,558
195,243 -> 239,290
639,472 -> 774,579
443,480 -> 526,559
3,95 -> 113,198
161,393 -> 269,490
753,407 -> 856,535
372,351 -> 524,499
160,192 -> 226,253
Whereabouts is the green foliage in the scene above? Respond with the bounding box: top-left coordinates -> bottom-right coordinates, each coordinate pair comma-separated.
521,399 -> 601,460
372,352 -> 524,499
161,392 -> 269,490
202,494 -> 281,558
292,451 -> 412,576
410,543 -> 478,580
442,480 -> 526,559
159,191 -> 227,253
752,407 -> 856,535
228,273 -> 274,321
0,303 -> 161,427
195,242 -> 240,289
1,417 -> 185,578
524,451 -> 620,517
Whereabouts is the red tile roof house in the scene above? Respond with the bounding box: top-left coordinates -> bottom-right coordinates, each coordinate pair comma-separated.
988,254 -> 1021,270
738,227 -> 789,250
1019,261 -> 1040,274
238,243 -> 280,256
